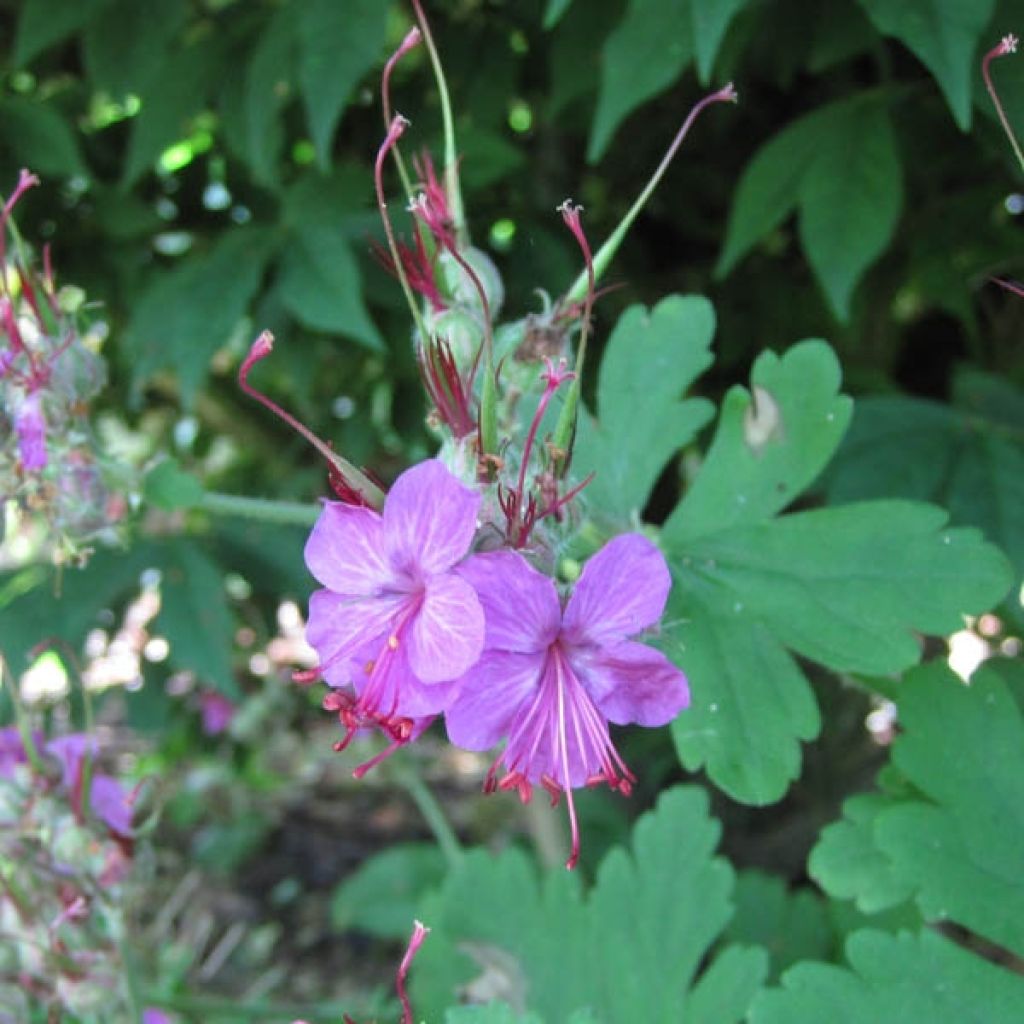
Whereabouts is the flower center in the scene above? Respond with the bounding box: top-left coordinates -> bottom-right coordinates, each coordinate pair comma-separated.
485,642 -> 634,869
322,596 -> 425,776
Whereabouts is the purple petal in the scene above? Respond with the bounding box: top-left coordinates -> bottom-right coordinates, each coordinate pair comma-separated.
383,460 -> 479,577
89,774 -> 134,836
306,589 -> 407,685
45,734 -> 96,788
445,649 -> 544,750
408,573 -> 484,682
563,534 -> 671,644
16,391 -> 46,470
574,639 -> 689,727
305,502 -> 394,596
458,551 -> 561,653
0,727 -> 27,776
199,691 -> 235,735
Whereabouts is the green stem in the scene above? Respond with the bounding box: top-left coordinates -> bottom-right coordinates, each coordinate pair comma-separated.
118,931 -> 143,1022
983,38 -> 1024,175
391,752 -> 463,869
566,84 -> 737,304
410,0 -> 468,245
199,492 -> 320,527
522,798 -> 565,871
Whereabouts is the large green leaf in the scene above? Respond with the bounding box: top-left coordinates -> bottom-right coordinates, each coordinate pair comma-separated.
716,96 -> 903,321
811,659 -> 1024,958
413,787 -> 767,1023
573,295 -> 715,525
124,227 -> 277,404
273,171 -> 383,349
856,0 -> 996,129
588,0 -> 693,162
662,343 -> 1013,804
669,507 -> 1010,803
796,98 -> 903,320
750,929 -> 1024,1023
825,383 -> 1024,627
667,581 -> 819,803
683,502 -> 1011,673
295,0 -> 389,169
275,226 -> 383,349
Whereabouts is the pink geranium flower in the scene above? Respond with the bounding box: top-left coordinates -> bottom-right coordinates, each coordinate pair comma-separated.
449,534 -> 689,867
305,460 -> 485,764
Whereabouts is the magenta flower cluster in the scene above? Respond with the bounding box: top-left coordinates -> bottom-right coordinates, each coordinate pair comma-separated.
304,460 -> 688,866
232,4 -> 734,867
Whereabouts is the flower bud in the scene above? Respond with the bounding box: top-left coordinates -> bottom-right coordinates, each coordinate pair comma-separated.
423,307 -> 482,369
439,245 -> 504,319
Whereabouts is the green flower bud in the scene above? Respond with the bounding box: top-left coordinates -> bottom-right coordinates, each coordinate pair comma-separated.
439,246 -> 504,319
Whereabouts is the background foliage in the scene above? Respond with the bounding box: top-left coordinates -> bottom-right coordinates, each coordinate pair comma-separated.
2,0 -> 1024,1020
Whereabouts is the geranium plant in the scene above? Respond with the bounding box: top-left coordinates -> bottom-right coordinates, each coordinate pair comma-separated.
1,2 -> 1023,1022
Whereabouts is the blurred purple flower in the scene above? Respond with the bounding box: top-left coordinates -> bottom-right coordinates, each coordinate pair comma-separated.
15,389 -> 47,470
449,534 -> 689,867
46,734 -> 135,838
198,690 -> 235,735
305,459 -> 484,762
142,1010 -> 173,1024
0,725 -> 29,774
0,728 -> 134,838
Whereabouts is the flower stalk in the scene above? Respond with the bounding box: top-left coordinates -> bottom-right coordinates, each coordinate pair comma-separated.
982,34 -> 1024,175
565,83 -> 738,304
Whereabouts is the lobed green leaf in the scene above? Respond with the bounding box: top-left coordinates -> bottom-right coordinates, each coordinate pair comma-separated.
413,787 -> 766,1023
573,295 -> 715,525
811,660 -> 1024,958
750,928 -> 1024,1023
